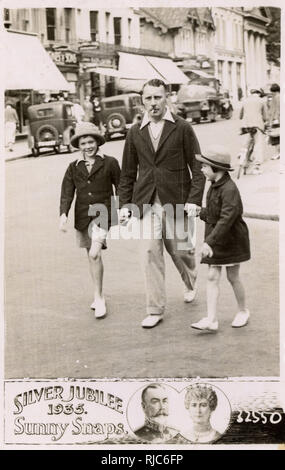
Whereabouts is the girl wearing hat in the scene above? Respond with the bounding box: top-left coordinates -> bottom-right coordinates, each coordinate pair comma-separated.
59,123 -> 121,318
191,145 -> 250,331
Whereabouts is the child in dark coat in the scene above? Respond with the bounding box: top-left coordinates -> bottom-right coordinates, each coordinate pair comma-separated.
59,122 -> 120,319
191,145 -> 250,332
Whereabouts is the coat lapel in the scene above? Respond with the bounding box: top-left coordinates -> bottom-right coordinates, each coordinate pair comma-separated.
139,125 -> 156,156
156,119 -> 177,153
89,156 -> 104,177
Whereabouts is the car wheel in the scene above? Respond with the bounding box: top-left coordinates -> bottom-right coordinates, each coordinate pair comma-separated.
36,124 -> 59,143
193,118 -> 201,124
106,113 -> 126,134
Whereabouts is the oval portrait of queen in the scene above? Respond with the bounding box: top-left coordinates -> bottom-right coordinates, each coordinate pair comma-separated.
178,383 -> 232,444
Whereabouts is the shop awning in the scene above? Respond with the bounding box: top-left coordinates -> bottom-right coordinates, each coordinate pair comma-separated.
118,52 -> 162,80
118,52 -> 189,84
146,56 -> 189,84
4,30 -> 72,91
188,69 -> 215,79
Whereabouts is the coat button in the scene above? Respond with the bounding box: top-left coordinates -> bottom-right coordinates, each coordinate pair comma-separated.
88,192 -> 92,196
87,180 -> 91,184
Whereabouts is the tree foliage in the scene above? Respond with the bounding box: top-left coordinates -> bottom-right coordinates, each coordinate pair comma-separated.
266,8 -> 280,65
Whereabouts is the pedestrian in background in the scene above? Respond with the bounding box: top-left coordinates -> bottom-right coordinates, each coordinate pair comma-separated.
268,83 -> 280,160
72,99 -> 85,123
5,102 -> 19,152
59,123 -> 121,319
239,88 -> 267,175
191,145 -> 250,332
83,96 -> 94,123
118,78 -> 205,329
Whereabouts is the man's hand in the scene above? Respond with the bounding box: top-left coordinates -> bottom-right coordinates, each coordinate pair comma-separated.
59,214 -> 68,232
184,203 -> 201,217
201,242 -> 213,258
119,208 -> 132,226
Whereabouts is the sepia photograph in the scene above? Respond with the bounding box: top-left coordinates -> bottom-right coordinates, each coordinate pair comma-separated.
1,0 -> 283,449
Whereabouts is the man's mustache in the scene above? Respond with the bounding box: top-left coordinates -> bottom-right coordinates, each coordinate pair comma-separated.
153,410 -> 168,417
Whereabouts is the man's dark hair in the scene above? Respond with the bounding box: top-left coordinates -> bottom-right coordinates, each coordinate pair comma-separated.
142,79 -> 167,93
270,83 -> 280,93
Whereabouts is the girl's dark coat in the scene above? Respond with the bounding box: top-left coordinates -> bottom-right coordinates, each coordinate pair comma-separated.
200,173 -> 250,265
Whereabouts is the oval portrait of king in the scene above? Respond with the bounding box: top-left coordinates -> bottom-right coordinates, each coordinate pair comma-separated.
127,383 -> 180,444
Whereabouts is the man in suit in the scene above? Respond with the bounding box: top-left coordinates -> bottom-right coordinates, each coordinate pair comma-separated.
118,79 -> 205,328
134,384 -> 179,443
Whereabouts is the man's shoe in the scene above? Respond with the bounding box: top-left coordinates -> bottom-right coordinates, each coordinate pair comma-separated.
271,154 -> 280,160
184,287 -> 197,303
91,298 -> 107,318
231,309 -> 250,328
191,317 -> 218,331
141,314 -> 163,328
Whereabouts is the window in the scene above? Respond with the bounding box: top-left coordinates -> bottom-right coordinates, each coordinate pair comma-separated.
37,108 -> 54,118
113,17 -> 122,45
228,61 -> 233,91
104,99 -> 125,109
64,8 -> 72,43
223,19 -> 227,45
131,96 -> 142,107
46,8 -> 56,41
218,60 -> 223,82
4,8 -> 10,22
90,11 -> 98,42
237,62 -> 241,86
128,18 -> 132,44
105,12 -> 110,42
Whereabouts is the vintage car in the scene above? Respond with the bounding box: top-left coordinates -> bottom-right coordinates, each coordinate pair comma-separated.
100,93 -> 144,140
27,101 -> 77,156
176,73 -> 233,123
176,84 -> 220,123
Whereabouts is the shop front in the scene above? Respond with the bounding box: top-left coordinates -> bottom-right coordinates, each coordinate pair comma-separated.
46,47 -> 80,98
4,29 -> 71,135
78,43 -> 117,101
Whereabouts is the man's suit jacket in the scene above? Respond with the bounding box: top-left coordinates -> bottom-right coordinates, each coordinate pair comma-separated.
118,114 -> 205,217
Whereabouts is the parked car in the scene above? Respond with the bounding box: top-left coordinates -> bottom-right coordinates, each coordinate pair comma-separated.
27,101 -> 77,156
100,93 -> 144,140
176,72 -> 233,123
176,84 -> 220,123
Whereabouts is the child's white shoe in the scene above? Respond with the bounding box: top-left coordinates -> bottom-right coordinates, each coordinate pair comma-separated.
231,309 -> 250,328
90,298 -> 107,318
191,317 -> 218,331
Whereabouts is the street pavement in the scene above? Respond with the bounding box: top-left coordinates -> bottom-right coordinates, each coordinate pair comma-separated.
4,117 -> 280,378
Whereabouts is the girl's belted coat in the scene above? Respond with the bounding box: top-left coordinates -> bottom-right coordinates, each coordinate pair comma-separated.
199,173 -> 250,265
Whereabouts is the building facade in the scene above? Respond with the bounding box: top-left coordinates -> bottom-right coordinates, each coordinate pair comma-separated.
138,7 -> 216,78
4,6 -> 274,108
5,7 -> 141,101
212,7 -> 271,104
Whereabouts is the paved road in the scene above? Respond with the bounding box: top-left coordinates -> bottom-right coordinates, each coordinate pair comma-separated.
5,118 -> 279,378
